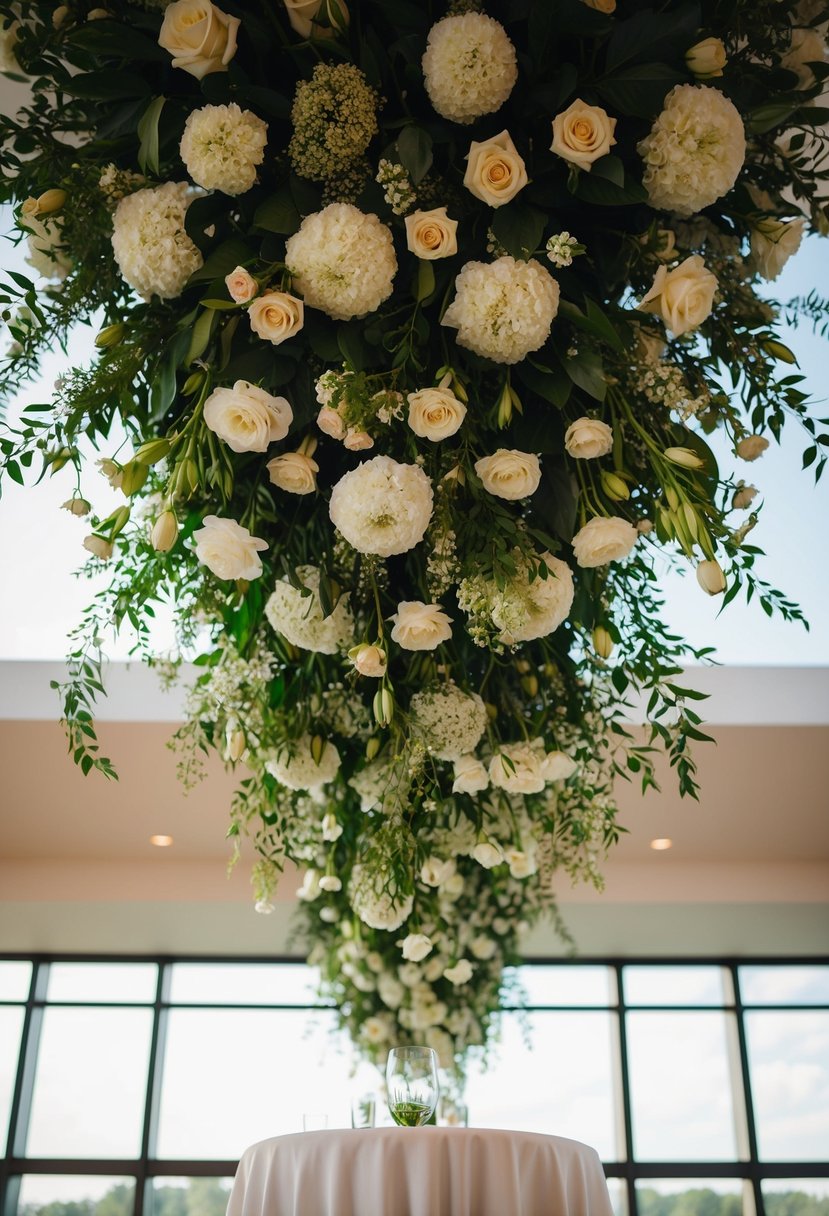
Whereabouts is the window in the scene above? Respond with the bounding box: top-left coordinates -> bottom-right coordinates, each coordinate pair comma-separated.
1,956 -> 826,1216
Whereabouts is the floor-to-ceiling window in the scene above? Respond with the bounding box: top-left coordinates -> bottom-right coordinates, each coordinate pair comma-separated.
2,956 -> 827,1216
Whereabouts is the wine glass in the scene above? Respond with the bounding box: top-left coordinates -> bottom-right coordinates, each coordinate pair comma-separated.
386,1046 -> 439,1127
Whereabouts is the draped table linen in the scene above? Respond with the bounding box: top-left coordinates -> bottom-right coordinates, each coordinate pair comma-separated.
225,1126 -> 614,1216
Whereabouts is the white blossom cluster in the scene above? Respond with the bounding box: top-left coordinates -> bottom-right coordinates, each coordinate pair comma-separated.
458,551 -> 574,648
265,565 -> 354,654
111,181 -> 203,300
285,203 -> 397,320
375,159 -> 417,215
266,735 -> 341,793
638,84 -> 746,216
409,683 -> 488,761
179,103 -> 267,195
442,256 -> 560,364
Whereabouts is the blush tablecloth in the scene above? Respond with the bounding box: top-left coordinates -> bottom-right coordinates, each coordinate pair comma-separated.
225,1126 -> 614,1216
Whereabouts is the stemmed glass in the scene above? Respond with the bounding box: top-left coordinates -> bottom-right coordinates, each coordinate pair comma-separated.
386,1046 -> 439,1127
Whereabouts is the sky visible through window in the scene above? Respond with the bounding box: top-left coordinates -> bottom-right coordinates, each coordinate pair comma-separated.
1,211 -> 829,665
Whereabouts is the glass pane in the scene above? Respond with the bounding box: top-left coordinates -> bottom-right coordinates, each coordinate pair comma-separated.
739,965 -> 829,1005
156,1008 -> 355,1158
48,962 -> 157,1003
168,962 -> 322,1005
506,965 -> 614,1007
26,1007 -> 153,1157
627,1011 -> 739,1160
464,1010 -> 619,1160
148,1177 -> 233,1216
746,1010 -> 829,1160
16,1175 -> 135,1214
605,1178 -> 628,1216
0,960 -> 31,1001
623,966 -> 725,1007
762,1179 -> 829,1215
635,1179 -> 746,1215
0,1007 -> 24,1146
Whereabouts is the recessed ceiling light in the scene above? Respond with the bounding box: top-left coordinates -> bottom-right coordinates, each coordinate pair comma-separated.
649,837 -> 673,851
149,834 -> 174,847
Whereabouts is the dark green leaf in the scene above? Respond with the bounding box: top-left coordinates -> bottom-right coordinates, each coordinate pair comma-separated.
254,189 -> 301,236
491,202 -> 546,261
397,125 -> 433,185
137,96 -> 165,177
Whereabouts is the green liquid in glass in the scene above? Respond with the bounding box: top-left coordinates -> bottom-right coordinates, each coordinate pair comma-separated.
390,1101 -> 432,1127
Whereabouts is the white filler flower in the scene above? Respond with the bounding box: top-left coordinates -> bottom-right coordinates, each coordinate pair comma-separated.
179,103 -> 267,195
329,455 -> 433,557
638,84 -> 745,217
111,182 -> 203,299
266,734 -> 341,791
265,565 -> 354,653
442,256 -> 559,365
422,13 -> 517,124
351,864 -> 414,932
285,203 -> 397,320
410,684 -> 488,761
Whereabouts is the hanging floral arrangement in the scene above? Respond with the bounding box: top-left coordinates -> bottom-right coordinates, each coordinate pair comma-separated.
1,0 -> 827,1072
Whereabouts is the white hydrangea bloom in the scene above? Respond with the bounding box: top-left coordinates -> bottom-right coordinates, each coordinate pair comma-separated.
422,13 -> 517,124
458,551 -> 574,646
285,203 -> 397,320
265,565 -> 354,654
111,182 -> 203,299
329,455 -> 433,557
21,215 -> 71,281
350,864 -> 414,932
179,103 -> 267,195
410,683 -> 488,761
265,734 -> 341,792
348,759 -> 394,812
442,256 -> 560,365
638,84 -> 745,217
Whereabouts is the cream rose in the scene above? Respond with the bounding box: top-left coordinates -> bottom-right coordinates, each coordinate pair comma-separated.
475,449 -> 541,500
463,130 -> 528,207
158,0 -> 240,79
343,428 -> 374,451
282,0 -> 348,38
750,217 -> 805,282
348,643 -> 387,678
472,840 -> 504,868
736,434 -> 769,461
685,36 -> 727,78
452,755 -> 489,795
390,601 -> 452,651
407,376 -> 467,440
193,515 -> 268,581
248,290 -> 304,345
444,959 -> 473,986
564,417 -> 613,460
401,933 -> 433,962
225,266 -> 257,304
317,405 -> 346,440
638,255 -> 717,337
571,515 -> 638,567
489,743 -> 545,794
404,207 -> 458,259
505,848 -> 537,879
551,99 -> 617,171
203,381 -> 293,453
266,450 -> 318,494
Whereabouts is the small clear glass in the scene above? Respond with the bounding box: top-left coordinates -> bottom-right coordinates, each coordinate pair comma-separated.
302,1113 -> 328,1131
386,1046 -> 439,1127
351,1094 -> 376,1128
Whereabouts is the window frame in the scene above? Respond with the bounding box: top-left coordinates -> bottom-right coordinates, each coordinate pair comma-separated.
0,952 -> 827,1216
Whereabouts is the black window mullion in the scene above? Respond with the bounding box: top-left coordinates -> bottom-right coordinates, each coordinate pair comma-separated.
612,964 -> 637,1216
731,964 -> 764,1216
135,961 -> 169,1216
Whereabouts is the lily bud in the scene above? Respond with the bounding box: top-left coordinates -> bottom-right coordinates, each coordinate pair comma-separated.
109,505 -> 131,537
310,734 -> 326,765
762,338 -> 797,365
372,687 -> 394,727
119,460 -> 148,497
182,370 -> 205,396
62,496 -> 91,517
592,625 -> 614,659
442,464 -> 466,486
225,727 -> 246,763
151,510 -> 178,553
20,197 -> 40,218
52,6 -> 70,29
365,737 -> 381,761
36,188 -> 67,214
94,322 -> 125,349
664,446 -> 705,470
48,447 -> 74,474
520,674 -> 539,697
83,534 -> 113,561
696,558 -> 726,596
601,470 -> 630,501
496,381 -> 512,428
134,437 -> 171,466
685,36 -> 727,79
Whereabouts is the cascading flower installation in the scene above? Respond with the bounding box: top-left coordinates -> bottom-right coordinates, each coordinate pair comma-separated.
2,0 -> 829,1074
